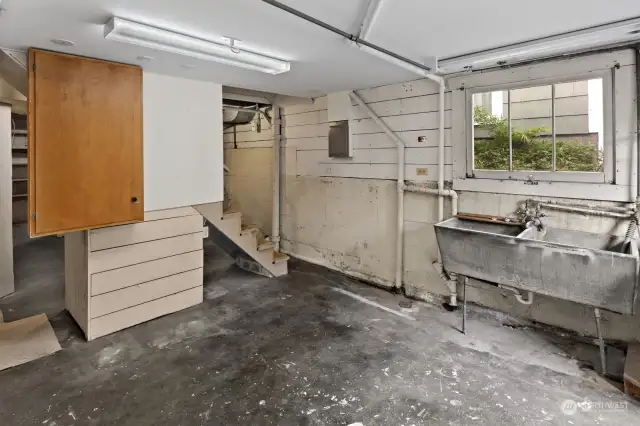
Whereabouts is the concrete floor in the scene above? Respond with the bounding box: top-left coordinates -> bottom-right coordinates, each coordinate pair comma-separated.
1,233 -> 639,425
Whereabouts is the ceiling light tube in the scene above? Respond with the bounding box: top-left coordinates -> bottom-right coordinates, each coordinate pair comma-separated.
104,17 -> 290,74
438,17 -> 640,74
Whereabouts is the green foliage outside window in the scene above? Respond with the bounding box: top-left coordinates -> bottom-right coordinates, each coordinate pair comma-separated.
473,106 -> 603,172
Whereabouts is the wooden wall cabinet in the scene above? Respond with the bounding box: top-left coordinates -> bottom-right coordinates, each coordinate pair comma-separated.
28,49 -> 143,236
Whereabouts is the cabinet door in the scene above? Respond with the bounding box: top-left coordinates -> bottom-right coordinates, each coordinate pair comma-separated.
28,49 -> 143,236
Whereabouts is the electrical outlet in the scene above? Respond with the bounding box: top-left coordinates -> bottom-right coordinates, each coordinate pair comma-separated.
416,168 -> 428,176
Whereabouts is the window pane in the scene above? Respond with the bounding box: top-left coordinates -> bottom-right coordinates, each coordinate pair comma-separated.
510,85 -> 553,171
473,91 -> 508,170
554,79 -> 604,172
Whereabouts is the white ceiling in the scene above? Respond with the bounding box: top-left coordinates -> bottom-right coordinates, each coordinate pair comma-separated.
1,0 -> 640,97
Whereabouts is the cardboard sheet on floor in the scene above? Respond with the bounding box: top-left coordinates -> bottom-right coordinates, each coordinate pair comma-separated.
0,313 -> 61,371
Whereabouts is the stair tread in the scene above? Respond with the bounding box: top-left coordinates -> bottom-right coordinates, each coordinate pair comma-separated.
222,211 -> 242,221
273,251 -> 289,264
258,241 -> 275,251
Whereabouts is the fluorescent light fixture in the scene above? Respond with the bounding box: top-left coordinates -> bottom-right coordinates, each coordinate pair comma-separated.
438,17 -> 640,74
104,17 -> 290,74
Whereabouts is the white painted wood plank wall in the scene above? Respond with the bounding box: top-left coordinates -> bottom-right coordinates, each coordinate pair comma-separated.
65,207 -> 204,340
283,79 -> 452,183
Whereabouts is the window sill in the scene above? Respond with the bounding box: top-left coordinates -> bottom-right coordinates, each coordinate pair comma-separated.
472,170 -> 606,184
452,177 -> 633,202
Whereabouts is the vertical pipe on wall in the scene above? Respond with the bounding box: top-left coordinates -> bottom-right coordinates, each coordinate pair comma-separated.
272,104 -> 281,251
421,74 -> 461,308
508,89 -> 513,171
396,145 -> 405,290
349,90 -> 405,290
635,48 -> 640,205
437,81 -> 445,264
551,84 -> 557,171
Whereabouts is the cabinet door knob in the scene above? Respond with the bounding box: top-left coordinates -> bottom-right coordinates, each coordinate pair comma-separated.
131,196 -> 139,203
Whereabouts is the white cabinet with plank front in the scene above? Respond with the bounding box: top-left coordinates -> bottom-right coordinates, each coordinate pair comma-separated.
65,207 -> 205,340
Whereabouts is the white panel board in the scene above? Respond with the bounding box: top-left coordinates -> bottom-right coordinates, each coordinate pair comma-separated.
90,268 -> 203,318
89,232 -> 203,274
0,104 -> 12,298
90,287 -> 203,340
89,215 -> 203,251
92,250 -> 203,296
143,72 -> 223,211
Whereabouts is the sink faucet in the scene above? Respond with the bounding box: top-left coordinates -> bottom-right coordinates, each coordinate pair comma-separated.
525,204 -> 546,232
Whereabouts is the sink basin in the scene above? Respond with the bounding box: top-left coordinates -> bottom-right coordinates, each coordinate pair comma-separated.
518,227 -> 631,254
435,217 -> 524,237
434,218 -> 639,314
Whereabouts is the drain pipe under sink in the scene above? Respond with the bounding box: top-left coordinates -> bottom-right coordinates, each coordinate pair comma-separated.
499,284 -> 534,305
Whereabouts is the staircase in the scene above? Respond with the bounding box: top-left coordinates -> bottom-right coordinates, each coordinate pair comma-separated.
194,202 -> 288,277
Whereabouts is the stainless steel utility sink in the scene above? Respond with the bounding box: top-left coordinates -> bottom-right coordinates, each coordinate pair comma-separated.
434,218 -> 639,314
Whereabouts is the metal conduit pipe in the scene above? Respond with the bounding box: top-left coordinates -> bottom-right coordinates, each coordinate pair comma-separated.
630,47 -> 640,246
261,0 -> 433,74
423,75 -> 458,305
404,185 -> 458,216
437,81 -> 446,265
272,104 -> 282,251
529,199 -> 635,215
349,90 -> 405,291
350,92 -> 457,296
533,201 -> 634,219
265,0 -> 457,300
358,0 -> 384,40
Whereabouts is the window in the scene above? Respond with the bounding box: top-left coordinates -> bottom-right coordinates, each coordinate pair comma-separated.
451,50 -> 635,201
470,78 -> 605,181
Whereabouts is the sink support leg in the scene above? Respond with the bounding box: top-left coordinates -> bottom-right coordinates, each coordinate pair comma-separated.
594,308 -> 606,376
462,276 -> 468,335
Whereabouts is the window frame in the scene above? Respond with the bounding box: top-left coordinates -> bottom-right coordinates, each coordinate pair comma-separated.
449,49 -> 636,202
465,71 -> 613,184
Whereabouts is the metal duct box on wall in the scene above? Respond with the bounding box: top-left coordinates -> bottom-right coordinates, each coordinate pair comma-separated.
328,120 -> 353,158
